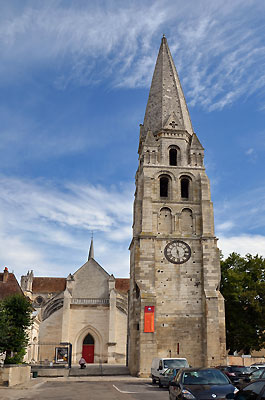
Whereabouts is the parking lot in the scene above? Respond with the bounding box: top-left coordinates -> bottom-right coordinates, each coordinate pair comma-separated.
0,378 -> 169,400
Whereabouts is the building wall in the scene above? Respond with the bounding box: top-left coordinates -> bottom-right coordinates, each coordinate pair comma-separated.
129,131 -> 226,376
114,306 -> 127,364
22,255 -> 128,365
72,259 -> 109,299
38,308 -> 63,362
69,305 -> 109,363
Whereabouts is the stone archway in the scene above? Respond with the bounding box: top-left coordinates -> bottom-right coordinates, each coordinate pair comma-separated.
82,333 -> 95,363
75,325 -> 104,364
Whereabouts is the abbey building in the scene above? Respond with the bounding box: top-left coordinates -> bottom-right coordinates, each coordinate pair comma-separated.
19,36 -> 225,372
128,36 -> 226,376
21,240 -> 129,365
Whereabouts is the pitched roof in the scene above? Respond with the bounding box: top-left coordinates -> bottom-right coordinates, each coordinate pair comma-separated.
191,133 -> 204,150
115,278 -> 130,294
32,277 -> 66,294
0,271 -> 23,300
142,35 -> 193,139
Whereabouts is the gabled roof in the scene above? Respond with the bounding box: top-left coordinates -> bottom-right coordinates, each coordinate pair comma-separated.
191,133 -> 204,150
0,270 -> 23,300
115,278 -> 130,294
32,277 -> 66,294
142,36 -> 193,139
144,130 -> 157,146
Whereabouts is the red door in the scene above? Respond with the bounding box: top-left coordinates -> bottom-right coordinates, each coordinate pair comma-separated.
82,344 -> 94,363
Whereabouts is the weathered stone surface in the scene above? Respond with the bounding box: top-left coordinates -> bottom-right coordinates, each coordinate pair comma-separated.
128,37 -> 226,377
0,365 -> 31,387
21,250 -> 129,366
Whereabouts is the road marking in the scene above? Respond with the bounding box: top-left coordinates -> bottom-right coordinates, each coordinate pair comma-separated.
112,384 -> 142,394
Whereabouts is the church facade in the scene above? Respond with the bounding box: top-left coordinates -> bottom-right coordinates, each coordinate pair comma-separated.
21,241 -> 129,365
20,37 -> 226,373
128,36 -> 226,376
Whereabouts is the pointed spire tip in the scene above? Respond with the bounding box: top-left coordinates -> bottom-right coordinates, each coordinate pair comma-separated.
88,234 -> 94,260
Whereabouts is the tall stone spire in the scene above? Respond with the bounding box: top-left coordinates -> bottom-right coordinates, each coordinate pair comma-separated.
88,237 -> 94,260
142,35 -> 193,139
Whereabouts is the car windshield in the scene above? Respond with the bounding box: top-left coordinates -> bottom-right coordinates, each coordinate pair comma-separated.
183,370 -> 230,385
251,369 -> 263,379
164,368 -> 175,376
164,359 -> 188,369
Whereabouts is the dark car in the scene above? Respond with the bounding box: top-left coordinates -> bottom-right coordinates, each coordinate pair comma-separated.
237,368 -> 265,389
216,366 -> 240,385
159,368 -> 177,388
169,368 -> 238,400
228,366 -> 252,379
227,379 -> 265,400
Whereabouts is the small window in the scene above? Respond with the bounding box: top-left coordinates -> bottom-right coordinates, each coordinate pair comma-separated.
181,178 -> 189,199
169,148 -> 177,166
160,177 -> 169,197
35,296 -> 44,305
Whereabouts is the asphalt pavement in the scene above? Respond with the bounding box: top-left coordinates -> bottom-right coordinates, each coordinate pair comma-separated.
0,377 -> 170,400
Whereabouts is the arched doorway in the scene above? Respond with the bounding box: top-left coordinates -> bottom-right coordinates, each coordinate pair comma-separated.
82,333 -> 95,363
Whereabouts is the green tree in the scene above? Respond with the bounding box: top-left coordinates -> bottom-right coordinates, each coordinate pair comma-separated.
0,294 -> 32,364
221,252 -> 265,354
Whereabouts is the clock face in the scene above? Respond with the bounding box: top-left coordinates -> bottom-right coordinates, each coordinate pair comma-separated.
164,240 -> 191,264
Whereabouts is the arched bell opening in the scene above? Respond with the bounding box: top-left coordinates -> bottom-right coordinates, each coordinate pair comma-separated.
169,148 -> 177,166
82,333 -> 95,363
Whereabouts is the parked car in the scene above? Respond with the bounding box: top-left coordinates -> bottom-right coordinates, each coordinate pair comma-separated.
237,368 -> 265,389
216,366 -> 240,385
227,379 -> 265,400
158,368 -> 177,388
151,357 -> 189,384
227,366 -> 252,379
250,364 -> 265,371
169,367 -> 238,400
251,369 -> 265,380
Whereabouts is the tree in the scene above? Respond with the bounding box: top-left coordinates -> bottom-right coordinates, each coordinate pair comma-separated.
220,252 -> 265,354
0,294 -> 32,364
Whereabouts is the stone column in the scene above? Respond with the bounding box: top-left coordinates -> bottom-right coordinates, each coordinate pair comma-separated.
61,290 -> 71,344
108,276 -> 117,363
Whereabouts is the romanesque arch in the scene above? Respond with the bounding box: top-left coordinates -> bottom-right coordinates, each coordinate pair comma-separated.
180,208 -> 193,235
158,207 -> 172,233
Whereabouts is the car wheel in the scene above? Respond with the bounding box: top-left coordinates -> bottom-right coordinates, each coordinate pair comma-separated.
159,379 -> 163,388
152,375 -> 156,384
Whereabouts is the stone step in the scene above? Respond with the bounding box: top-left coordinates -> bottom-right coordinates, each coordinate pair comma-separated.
69,364 -> 130,376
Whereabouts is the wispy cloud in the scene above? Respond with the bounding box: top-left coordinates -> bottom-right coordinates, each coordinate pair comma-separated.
0,175 -> 133,278
215,185 -> 265,236
0,1 -> 265,110
219,234 -> 265,259
215,184 -> 265,259
2,172 -> 265,279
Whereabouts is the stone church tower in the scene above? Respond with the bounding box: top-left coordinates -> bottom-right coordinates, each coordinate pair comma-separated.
128,36 -> 226,376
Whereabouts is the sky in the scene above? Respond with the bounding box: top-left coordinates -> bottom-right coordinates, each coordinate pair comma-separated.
1,0 -> 265,280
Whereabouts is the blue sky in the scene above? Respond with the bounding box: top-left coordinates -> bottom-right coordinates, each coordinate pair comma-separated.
1,0 -> 265,279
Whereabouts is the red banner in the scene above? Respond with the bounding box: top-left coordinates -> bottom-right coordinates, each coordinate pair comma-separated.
144,306 -> 155,332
